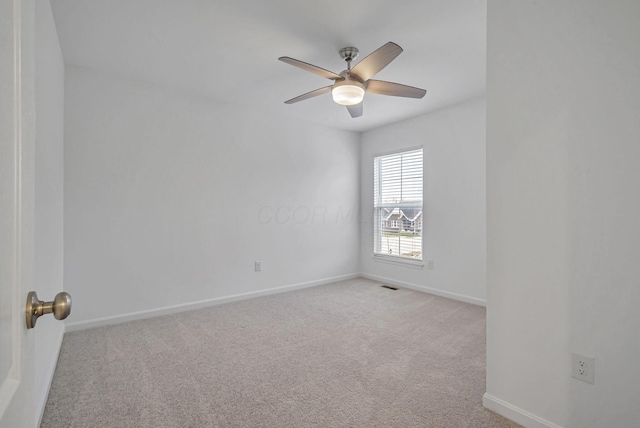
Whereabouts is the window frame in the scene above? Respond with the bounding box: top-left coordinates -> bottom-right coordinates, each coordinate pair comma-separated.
372,146 -> 424,268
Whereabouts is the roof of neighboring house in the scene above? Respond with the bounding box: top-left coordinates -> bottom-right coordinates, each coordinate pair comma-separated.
381,208 -> 397,220
382,208 -> 423,223
400,208 -> 422,221
386,213 -> 402,221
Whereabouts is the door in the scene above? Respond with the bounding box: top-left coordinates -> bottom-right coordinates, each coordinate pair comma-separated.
1,0 -> 37,426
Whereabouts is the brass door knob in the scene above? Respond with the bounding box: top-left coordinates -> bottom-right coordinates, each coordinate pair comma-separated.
26,291 -> 72,329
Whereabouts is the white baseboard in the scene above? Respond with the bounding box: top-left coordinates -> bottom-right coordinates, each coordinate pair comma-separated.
483,393 -> 563,428
64,273 -> 360,332
36,324 -> 65,428
359,273 -> 486,307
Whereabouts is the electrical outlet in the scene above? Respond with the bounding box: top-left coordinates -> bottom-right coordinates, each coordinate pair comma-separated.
427,260 -> 434,270
572,353 -> 595,384
254,261 -> 262,272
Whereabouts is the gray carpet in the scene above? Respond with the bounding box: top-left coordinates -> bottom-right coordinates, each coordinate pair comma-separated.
42,278 -> 519,427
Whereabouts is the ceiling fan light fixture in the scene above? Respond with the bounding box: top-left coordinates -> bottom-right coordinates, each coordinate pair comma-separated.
332,79 -> 365,106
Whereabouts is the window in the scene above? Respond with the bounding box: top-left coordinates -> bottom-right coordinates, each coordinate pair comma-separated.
374,148 -> 423,260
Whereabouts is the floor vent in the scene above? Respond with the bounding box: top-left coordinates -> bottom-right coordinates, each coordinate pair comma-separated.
381,285 -> 398,290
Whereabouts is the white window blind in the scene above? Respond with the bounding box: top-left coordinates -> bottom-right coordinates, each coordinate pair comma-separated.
374,148 -> 423,260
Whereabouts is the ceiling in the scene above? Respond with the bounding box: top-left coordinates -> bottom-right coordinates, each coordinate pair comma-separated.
50,0 -> 486,133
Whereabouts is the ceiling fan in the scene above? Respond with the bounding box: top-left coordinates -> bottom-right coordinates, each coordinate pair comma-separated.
278,42 -> 426,118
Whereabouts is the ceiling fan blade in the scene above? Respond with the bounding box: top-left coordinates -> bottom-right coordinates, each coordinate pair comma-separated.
365,80 -> 426,99
346,102 -> 363,118
284,86 -> 332,104
349,42 -> 403,82
278,57 -> 343,80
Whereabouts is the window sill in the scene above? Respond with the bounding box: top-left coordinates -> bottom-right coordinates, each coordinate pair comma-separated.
372,254 -> 424,269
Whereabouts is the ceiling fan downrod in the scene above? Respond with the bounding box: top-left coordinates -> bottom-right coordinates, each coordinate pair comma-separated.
339,47 -> 359,70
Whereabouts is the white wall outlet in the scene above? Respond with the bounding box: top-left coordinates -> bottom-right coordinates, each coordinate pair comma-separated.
572,353 -> 595,384
427,260 -> 434,270
254,261 -> 262,272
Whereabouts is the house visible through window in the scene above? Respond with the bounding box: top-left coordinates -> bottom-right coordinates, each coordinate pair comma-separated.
374,148 -> 423,260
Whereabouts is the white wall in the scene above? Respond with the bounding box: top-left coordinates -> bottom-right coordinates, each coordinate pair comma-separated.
486,1 -> 640,427
63,66 -> 360,327
34,0 -> 65,425
360,98 -> 487,304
